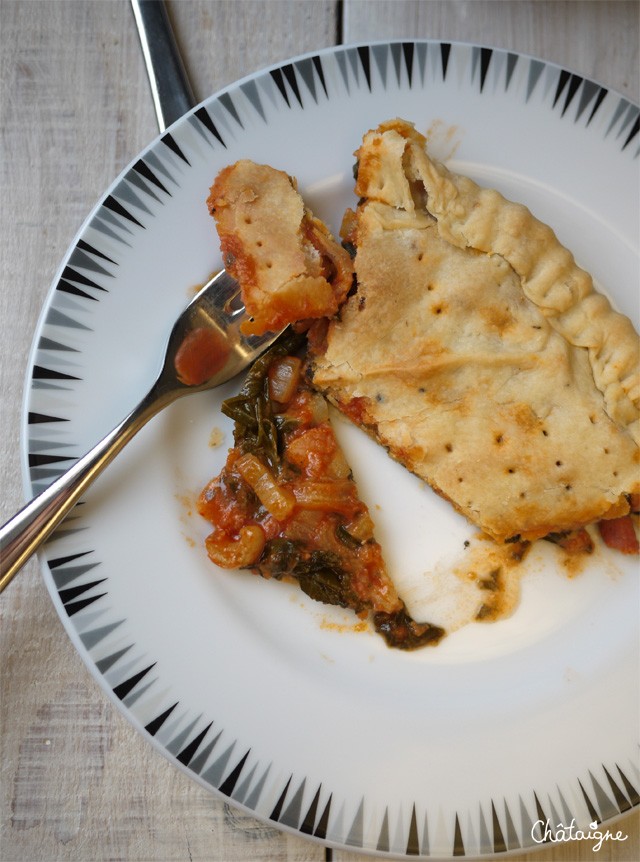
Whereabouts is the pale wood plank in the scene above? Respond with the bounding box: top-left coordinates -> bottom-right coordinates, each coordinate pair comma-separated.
166,0 -> 339,101
343,0 -> 639,102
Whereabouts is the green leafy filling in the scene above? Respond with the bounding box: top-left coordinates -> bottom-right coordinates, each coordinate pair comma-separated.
221,330 -> 304,468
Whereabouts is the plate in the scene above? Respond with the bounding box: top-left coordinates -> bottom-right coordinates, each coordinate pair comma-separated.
22,42 -> 639,858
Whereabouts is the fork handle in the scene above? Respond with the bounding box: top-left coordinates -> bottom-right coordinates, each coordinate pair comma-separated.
0,392 -> 166,592
3,2 -> 198,589
131,0 -> 196,132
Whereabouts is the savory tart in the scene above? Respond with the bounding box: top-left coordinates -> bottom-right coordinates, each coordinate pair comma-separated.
207,160 -> 353,335
197,333 -> 444,650
309,119 -> 640,546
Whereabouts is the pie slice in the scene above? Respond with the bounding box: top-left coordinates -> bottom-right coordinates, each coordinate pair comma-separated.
207,160 -> 353,335
308,119 -> 640,545
197,333 -> 444,649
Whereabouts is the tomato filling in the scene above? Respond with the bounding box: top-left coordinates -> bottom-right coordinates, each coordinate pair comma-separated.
598,515 -> 639,555
197,333 -> 444,649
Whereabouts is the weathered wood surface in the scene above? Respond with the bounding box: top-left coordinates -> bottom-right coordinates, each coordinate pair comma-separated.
1,1 -> 638,860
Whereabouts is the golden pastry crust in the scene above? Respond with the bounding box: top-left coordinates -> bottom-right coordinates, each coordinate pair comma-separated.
310,119 -> 640,543
207,160 -> 353,335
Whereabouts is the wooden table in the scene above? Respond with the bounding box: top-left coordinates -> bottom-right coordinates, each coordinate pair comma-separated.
1,2 -> 638,860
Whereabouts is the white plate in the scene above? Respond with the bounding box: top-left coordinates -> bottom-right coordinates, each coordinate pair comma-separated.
22,42 -> 639,858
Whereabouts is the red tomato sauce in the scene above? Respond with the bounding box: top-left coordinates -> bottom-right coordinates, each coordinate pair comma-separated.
174,327 -> 230,386
598,515 -> 639,555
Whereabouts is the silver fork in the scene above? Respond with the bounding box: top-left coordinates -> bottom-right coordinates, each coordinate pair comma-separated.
1,1 -> 253,590
0,271 -> 279,590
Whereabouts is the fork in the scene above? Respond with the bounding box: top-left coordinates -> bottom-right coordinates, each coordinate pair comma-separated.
0,0 -> 258,591
0,271 -> 279,590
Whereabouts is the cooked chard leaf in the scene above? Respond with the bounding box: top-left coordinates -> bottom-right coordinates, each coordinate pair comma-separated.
294,552 -> 361,610
273,415 -> 300,435
373,608 -> 445,650
257,541 -> 361,610
221,396 -> 259,427
258,537 -> 302,573
221,330 -> 305,467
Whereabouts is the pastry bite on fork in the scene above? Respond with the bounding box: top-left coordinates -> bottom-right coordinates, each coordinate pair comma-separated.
207,160 -> 353,336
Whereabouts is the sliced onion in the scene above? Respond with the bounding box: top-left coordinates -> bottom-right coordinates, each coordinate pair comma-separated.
293,480 -> 360,514
308,392 -> 329,424
342,511 -> 375,542
267,355 -> 302,404
327,449 -> 351,479
236,453 -> 296,519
